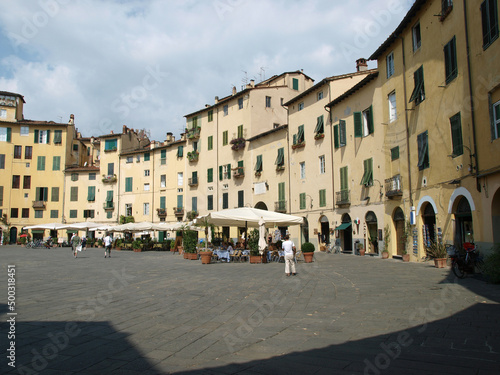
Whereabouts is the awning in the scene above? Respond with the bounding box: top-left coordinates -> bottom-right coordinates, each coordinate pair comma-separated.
66,230 -> 78,234
31,230 -> 45,234
334,223 -> 352,231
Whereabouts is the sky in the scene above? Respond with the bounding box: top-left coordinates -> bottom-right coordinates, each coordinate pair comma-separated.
0,0 -> 414,142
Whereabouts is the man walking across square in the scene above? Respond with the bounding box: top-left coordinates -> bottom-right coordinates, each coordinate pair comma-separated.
282,235 -> 296,276
103,232 -> 112,258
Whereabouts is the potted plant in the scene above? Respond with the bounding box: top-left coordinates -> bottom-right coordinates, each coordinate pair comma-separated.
114,238 -> 123,251
248,229 -> 262,263
425,241 -> 448,268
356,241 -> 365,256
183,230 -> 198,260
382,225 -> 390,259
401,220 -> 412,262
97,239 -> 103,248
132,239 -> 142,252
195,217 -> 214,264
301,242 -> 315,263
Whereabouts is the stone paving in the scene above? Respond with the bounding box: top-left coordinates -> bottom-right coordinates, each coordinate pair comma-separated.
0,245 -> 499,374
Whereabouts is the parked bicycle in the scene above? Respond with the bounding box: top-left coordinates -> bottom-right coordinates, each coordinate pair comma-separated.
447,243 -> 485,278
326,242 -> 342,254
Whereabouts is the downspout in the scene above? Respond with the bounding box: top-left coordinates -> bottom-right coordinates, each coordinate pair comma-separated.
324,82 -> 334,218
216,106 -> 219,211
463,0 -> 480,191
284,104 -> 292,215
151,147 -> 155,223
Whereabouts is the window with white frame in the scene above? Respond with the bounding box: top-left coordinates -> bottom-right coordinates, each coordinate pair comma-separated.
38,130 -> 48,144
144,169 -> 150,177
493,100 -> 500,140
0,109 -> 6,118
319,155 -> 326,174
317,91 -> 324,100
160,174 -> 166,188
143,202 -> 150,215
412,22 -> 421,51
144,183 -> 150,191
388,91 -> 397,122
298,102 -> 304,111
386,52 -> 395,78
125,203 -> 132,216
20,126 -> 29,136
300,162 -> 306,179
265,96 -> 271,108
177,172 -> 183,186
126,156 -> 133,163
0,127 -> 7,142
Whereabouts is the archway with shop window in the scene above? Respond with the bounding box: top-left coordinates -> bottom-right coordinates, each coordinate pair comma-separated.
421,203 -> 437,248
365,211 -> 378,254
492,188 -> 500,245
393,207 -> 405,255
453,196 -> 474,249
254,201 -> 268,211
319,216 -> 330,246
337,214 -> 352,253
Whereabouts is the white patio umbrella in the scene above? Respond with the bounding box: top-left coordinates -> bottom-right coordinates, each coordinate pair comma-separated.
60,222 -> 103,230
23,223 -> 67,230
258,218 -> 267,252
199,207 -> 303,228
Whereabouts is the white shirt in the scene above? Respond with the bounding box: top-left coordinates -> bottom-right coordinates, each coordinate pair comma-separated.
282,240 -> 295,256
103,236 -> 112,247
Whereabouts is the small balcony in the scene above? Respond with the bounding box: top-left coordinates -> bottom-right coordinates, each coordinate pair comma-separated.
173,207 -> 184,217
187,151 -> 199,162
32,201 -> 46,209
187,126 -> 201,140
188,177 -> 198,187
103,202 -> 114,210
102,174 -> 117,184
230,138 -> 246,151
275,200 -> 287,213
335,190 -> 350,206
385,175 -> 403,198
291,141 -> 305,150
233,167 -> 244,178
157,208 -> 167,218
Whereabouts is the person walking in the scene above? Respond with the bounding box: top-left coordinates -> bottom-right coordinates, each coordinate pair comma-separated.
103,232 -> 112,258
282,235 -> 296,276
81,235 -> 87,251
71,233 -> 81,258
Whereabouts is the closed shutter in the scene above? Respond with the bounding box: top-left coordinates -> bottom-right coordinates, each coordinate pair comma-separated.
278,182 -> 285,202
219,165 -> 223,181
300,193 -> 306,209
51,187 -> 59,202
207,168 -> 213,183
340,166 -> 348,191
354,112 -> 362,137
177,195 -> 183,208
319,189 -> 326,207
238,190 -> 244,207
6,128 -> 11,142
160,196 -> 166,209
70,186 -> 78,201
34,129 -> 39,143
227,164 -> 231,179
367,106 -> 374,134
450,113 -> 463,156
339,120 -> 346,146
334,125 -> 339,148
87,186 -> 95,201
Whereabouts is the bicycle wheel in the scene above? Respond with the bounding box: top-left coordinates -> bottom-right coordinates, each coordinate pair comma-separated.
452,259 -> 466,278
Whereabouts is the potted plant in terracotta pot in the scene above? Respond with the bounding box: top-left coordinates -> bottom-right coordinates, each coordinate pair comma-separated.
248,229 -> 262,263
196,217 -> 214,264
382,225 -> 390,259
301,242 -> 315,262
356,241 -> 365,256
132,239 -> 142,252
425,242 -> 448,268
183,230 -> 198,260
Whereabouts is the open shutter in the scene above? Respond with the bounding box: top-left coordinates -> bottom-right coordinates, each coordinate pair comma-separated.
450,113 -> 463,156
34,129 -> 39,143
227,164 -> 231,179
367,106 -> 374,134
219,165 -> 223,181
297,125 -> 304,143
6,128 -> 11,142
255,155 -> 262,172
354,112 -> 362,137
314,116 -> 324,134
87,186 -> 95,201
46,130 -> 50,143
334,125 -> 339,148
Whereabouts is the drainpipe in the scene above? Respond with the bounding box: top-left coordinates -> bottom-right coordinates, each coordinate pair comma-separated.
463,0 -> 480,192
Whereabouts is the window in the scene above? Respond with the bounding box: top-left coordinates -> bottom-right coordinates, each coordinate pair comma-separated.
334,120 -> 346,148
107,211 -> 112,219
89,173 -> 96,180
360,158 -> 373,186
208,110 -> 213,122
238,98 -> 243,109
0,154 -> 4,169
391,146 -> 400,161
71,173 -> 78,181
319,189 -> 326,207
0,186 -> 2,205
298,102 -> 304,111
237,124 -> 244,139
222,192 -> 228,209
340,166 -> 349,194
386,51 -> 395,78
104,191 -> 113,209
12,175 -> 20,189
107,163 -> 114,176
73,144 -> 78,152
52,156 -> 60,171
493,100 -> 500,140
275,148 -> 285,169
11,208 -> 18,218
222,130 -> 228,146
125,204 -> 132,216
143,203 -> 150,215
223,105 -> 228,116
125,177 -> 133,192
220,164 -> 231,180
388,92 -> 397,122
144,152 -> 150,161
192,197 -> 198,212
255,155 -> 263,173
178,172 -> 183,186
208,135 -> 213,150
51,187 -> 59,202
238,190 -> 244,208
450,113 -> 463,156
292,78 -> 299,90
207,168 -> 213,183
409,66 -> 425,105
266,96 -> 271,108
207,195 -> 213,210
354,106 -> 374,137
69,210 -> 77,219
300,193 -> 306,210
144,183 -> 150,191
14,145 -> 22,159
300,162 -> 306,179
160,196 -> 166,209
126,156 -> 133,163
314,115 -> 324,136
70,186 -> 78,201
442,0 -> 453,15
0,109 -> 6,118
144,169 -> 150,177
444,36 -> 457,84
50,210 -> 58,219
160,149 -> 166,165
25,146 -> 32,159
21,208 -> 29,218
87,186 -> 95,201
37,156 -> 46,171
481,0 -> 499,49
34,210 -> 43,219
278,182 -> 286,210
104,139 -> 117,151
412,22 -> 421,51
160,174 -> 166,188
83,210 -> 95,219
417,131 -> 429,170
293,125 -> 304,145
36,187 -> 48,201
0,127 -> 11,142
317,91 -> 324,100
319,155 -> 326,174
23,176 -> 31,189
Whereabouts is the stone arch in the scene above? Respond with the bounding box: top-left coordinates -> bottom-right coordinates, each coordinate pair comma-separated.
416,195 -> 438,216
448,187 -> 475,214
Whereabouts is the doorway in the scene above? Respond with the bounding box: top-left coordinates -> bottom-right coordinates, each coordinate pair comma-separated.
365,211 -> 378,254
454,196 -> 473,248
341,214 -> 352,252
320,216 -> 330,245
422,203 -> 436,248
393,207 -> 405,255
9,227 -> 17,244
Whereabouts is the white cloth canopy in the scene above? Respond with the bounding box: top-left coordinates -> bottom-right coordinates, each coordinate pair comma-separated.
196,207 -> 303,228
60,222 -> 103,230
23,223 -> 67,230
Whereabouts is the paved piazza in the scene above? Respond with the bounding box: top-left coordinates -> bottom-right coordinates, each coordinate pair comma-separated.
1,245 -> 499,374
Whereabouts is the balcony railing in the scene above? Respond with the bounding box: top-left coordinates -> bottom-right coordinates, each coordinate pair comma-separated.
32,201 -> 46,209
102,174 -> 117,183
187,126 -> 201,139
188,177 -> 198,187
103,202 -> 114,210
275,200 -> 287,213
233,167 -> 244,178
385,175 -> 403,197
157,208 -> 167,217
187,151 -> 199,162
173,207 -> 184,217
335,190 -> 350,206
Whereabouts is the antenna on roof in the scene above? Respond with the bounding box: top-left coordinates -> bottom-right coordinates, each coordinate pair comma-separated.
241,71 -> 248,90
259,67 -> 266,82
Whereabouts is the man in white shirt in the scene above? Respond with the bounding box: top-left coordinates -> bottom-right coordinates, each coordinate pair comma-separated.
282,235 -> 296,276
103,233 -> 112,258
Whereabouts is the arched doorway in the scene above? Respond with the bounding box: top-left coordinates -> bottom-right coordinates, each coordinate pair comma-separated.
454,196 -> 474,248
301,217 -> 309,244
365,211 -> 378,253
422,203 -> 436,248
9,227 -> 18,244
255,202 -> 268,210
319,216 -> 330,245
492,188 -> 500,245
393,207 -> 405,255
341,214 -> 352,252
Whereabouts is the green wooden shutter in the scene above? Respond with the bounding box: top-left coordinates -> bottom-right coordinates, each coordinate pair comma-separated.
354,112 -> 362,137
34,129 -> 39,143
293,78 -> 299,90
314,116 -> 324,134
219,165 -> 223,181
238,190 -> 244,207
160,196 -> 166,209
125,177 -> 132,192
208,136 -> 213,150
368,106 -> 374,134
278,182 -> 285,201
340,166 -> 348,191
450,113 -> 463,156
87,186 -> 95,201
6,128 -> 11,142
334,125 -> 339,148
319,189 -> 326,207
70,186 -> 78,201
227,163 -> 231,179
391,146 -> 400,161
237,160 -> 243,175
339,120 -> 346,146
144,152 -> 150,161
300,193 -> 306,209
293,134 -> 297,145
37,156 -> 45,171
36,187 -> 40,200
297,125 -> 304,143
255,155 -> 263,172
207,168 -> 213,183
46,130 -> 50,143
51,187 -> 59,202
177,195 -> 183,208
177,146 -> 183,157
238,125 -> 243,138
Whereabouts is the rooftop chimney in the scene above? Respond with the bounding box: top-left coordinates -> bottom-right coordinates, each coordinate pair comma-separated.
68,114 -> 74,124
166,132 -> 173,143
215,96 -> 219,104
356,58 -> 368,72
123,125 -> 127,134
232,86 -> 237,95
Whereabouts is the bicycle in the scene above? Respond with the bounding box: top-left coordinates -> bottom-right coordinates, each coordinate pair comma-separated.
326,242 -> 342,254
447,243 -> 485,279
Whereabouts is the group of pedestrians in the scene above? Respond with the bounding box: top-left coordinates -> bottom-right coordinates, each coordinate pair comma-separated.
70,232 -> 113,259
